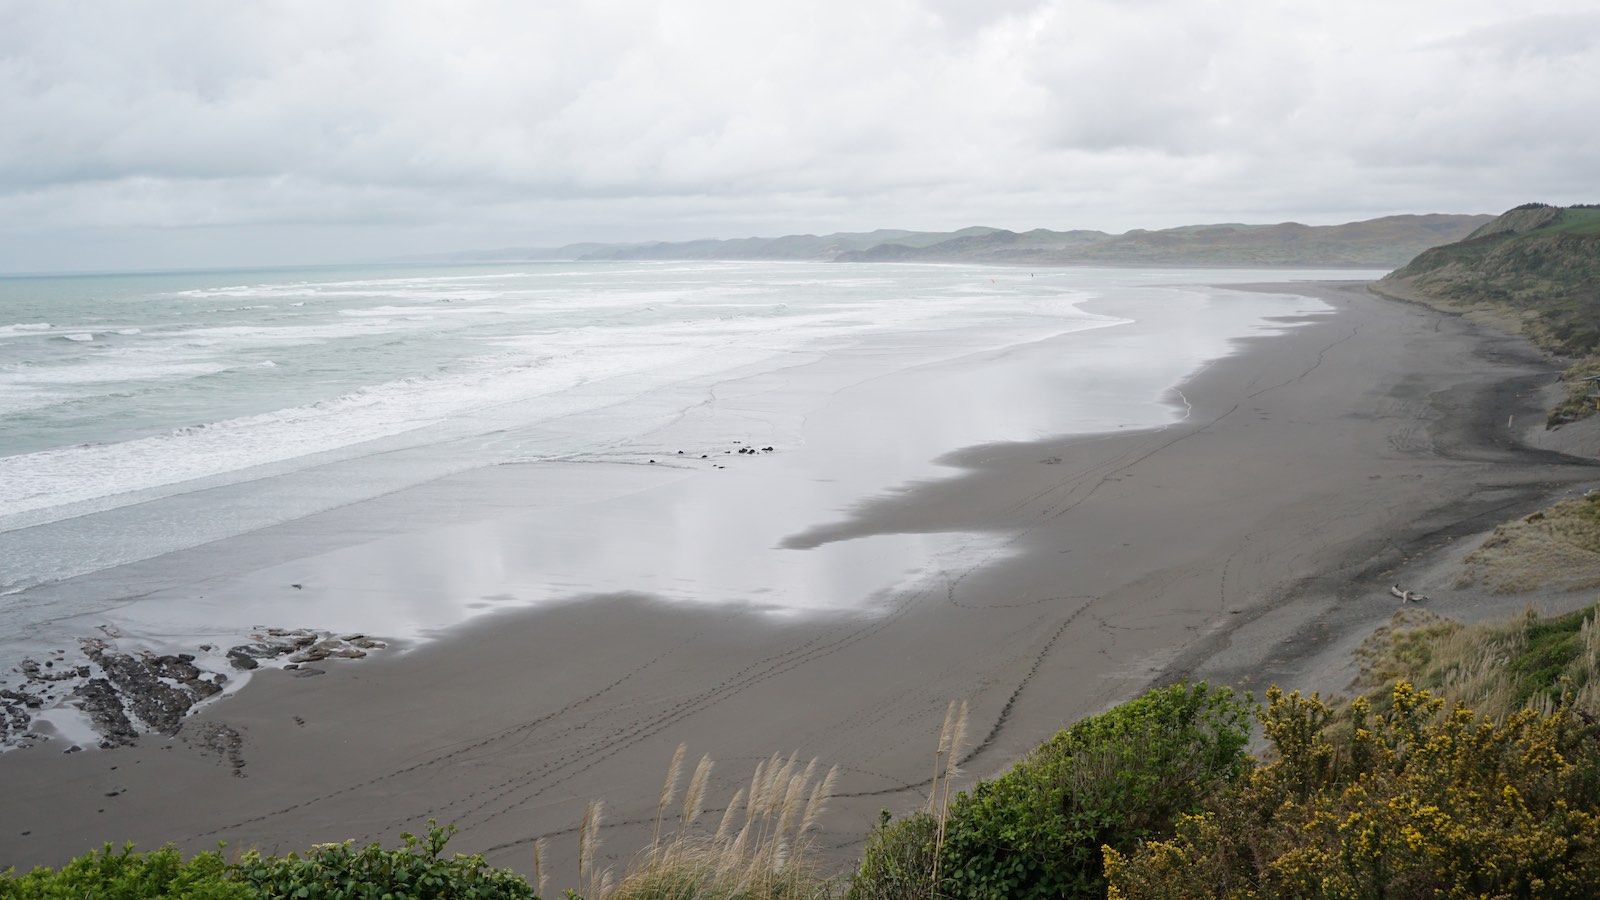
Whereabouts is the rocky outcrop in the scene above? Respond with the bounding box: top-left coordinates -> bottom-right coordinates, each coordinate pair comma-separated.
1,627 -> 386,751
72,679 -> 140,747
227,628 -> 385,669
78,640 -> 225,738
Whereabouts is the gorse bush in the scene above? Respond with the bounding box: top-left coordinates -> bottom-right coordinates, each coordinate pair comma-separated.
1104,684 -> 1600,899
933,682 -> 1251,900
0,845 -> 250,899
233,821 -> 538,900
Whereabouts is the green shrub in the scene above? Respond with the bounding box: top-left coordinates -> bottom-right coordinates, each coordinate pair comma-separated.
1105,684 -> 1600,899
232,821 -> 538,900
847,811 -> 939,900
0,844 -> 250,899
937,682 -> 1252,900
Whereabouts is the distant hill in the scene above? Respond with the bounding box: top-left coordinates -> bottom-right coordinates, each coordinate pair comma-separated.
1074,215 -> 1491,267
573,226 -> 1027,262
427,214 -> 1491,269
837,215 -> 1489,267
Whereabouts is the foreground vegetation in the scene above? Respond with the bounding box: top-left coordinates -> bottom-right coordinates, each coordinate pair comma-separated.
0,823 -> 535,899
1104,683 -> 1600,898
1355,601 -> 1600,723
10,602 -> 1600,900
855,605 -> 1600,900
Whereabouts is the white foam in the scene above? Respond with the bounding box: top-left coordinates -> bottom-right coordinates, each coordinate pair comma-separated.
168,321 -> 426,343
64,333 -> 94,342
27,707 -> 102,749
0,339 -> 776,520
114,328 -> 142,336
2,359 -> 231,386
0,322 -> 51,337
0,264 -> 1338,539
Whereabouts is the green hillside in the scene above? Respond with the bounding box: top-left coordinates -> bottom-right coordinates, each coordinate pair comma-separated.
1377,204 -> 1600,424
1380,204 -> 1600,354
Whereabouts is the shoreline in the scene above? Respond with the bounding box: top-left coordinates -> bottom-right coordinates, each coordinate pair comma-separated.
3,280 -> 1597,885
1185,284 -> 1600,701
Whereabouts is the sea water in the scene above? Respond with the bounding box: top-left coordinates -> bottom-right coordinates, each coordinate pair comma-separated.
0,261 -> 1371,685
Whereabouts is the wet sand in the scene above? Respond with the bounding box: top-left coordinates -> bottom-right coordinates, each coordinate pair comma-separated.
3,282 -> 1595,885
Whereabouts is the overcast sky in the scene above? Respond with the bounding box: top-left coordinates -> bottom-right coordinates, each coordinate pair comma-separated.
2,1 -> 1597,273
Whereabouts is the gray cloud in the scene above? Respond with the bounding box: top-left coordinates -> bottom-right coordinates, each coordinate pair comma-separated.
0,0 -> 1596,271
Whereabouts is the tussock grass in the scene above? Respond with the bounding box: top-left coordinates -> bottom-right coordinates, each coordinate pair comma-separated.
847,699 -> 968,900
1353,601 -> 1600,721
1550,356 -> 1600,425
586,746 -> 841,900
1456,491 -> 1600,593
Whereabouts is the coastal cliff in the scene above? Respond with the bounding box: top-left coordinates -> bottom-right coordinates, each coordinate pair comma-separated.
1377,203 -> 1600,428
1378,203 -> 1600,357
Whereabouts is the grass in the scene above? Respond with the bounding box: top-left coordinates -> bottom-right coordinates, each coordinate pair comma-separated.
1537,207 -> 1600,236
590,746 -> 842,900
1351,601 -> 1600,722
1455,491 -> 1600,594
846,700 -> 968,900
1550,356 -> 1600,424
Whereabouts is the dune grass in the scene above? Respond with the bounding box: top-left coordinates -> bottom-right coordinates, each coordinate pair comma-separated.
847,700 -> 969,900
1352,601 -> 1600,722
1455,490 -> 1600,594
586,746 -> 841,900
1549,356 -> 1600,424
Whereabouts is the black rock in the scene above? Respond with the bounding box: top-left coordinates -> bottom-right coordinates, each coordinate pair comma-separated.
72,679 -> 138,747
82,645 -> 201,736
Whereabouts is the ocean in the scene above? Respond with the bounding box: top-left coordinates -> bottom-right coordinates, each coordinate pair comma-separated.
0,260 -> 1373,743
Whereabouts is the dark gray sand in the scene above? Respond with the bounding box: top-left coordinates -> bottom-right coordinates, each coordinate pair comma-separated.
3,282 -> 1596,885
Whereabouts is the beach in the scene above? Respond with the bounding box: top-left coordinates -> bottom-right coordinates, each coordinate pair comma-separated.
2,279 -> 1596,885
